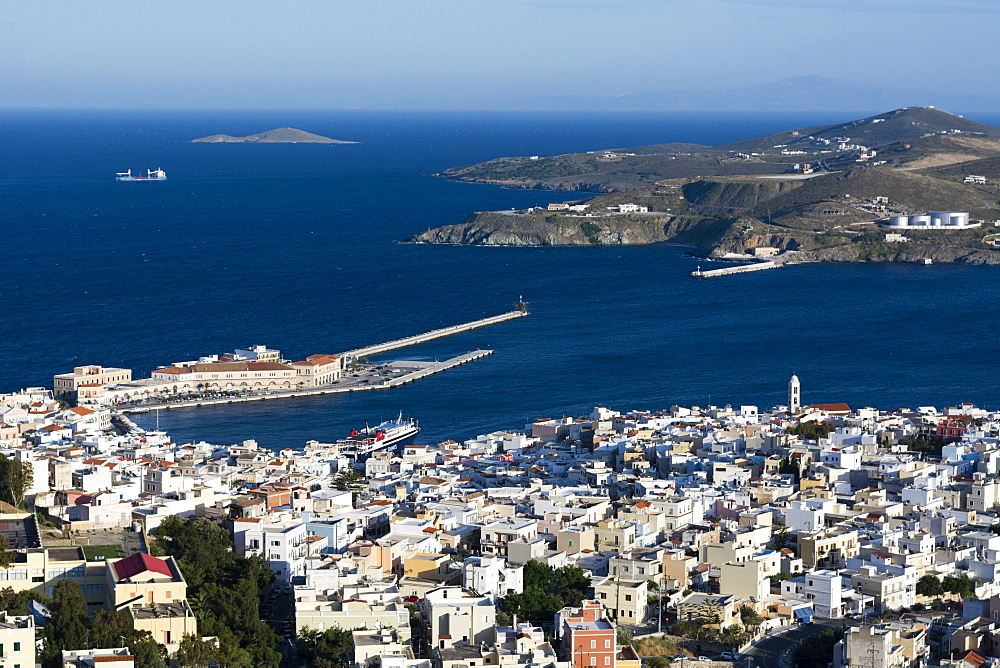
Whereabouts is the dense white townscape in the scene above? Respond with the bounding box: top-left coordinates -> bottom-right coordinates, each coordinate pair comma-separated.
4,377 -> 1000,667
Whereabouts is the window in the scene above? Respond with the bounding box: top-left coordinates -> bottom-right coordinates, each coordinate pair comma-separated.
568,540 -> 573,547
591,640 -> 596,649
605,658 -> 611,666
625,594 -> 632,602
605,640 -> 611,649
13,643 -> 19,652
599,592 -> 607,599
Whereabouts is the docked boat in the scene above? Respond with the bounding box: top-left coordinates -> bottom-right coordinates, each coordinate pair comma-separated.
336,413 -> 419,460
116,168 -> 166,182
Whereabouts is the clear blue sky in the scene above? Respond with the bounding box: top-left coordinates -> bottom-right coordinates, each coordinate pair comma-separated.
3,0 -> 997,108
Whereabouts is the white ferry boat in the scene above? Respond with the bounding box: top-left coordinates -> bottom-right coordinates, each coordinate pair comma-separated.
336,414 -> 419,460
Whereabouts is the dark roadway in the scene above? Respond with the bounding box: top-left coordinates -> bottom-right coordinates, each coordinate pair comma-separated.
743,618 -> 850,668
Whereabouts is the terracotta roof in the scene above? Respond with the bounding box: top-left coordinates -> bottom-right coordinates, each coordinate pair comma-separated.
113,552 -> 173,580
156,361 -> 293,374
68,406 -> 96,415
958,650 -> 988,668
93,657 -> 136,663
809,403 -> 851,413
293,355 -> 340,366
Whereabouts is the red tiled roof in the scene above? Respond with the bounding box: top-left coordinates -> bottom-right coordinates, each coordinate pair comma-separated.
809,403 -> 851,413
958,650 -> 988,668
113,552 -> 173,580
93,657 -> 136,663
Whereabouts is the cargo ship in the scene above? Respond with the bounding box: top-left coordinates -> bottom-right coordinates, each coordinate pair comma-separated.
335,414 -> 419,461
116,168 -> 166,182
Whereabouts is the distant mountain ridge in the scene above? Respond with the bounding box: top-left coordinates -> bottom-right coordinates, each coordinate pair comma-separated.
402,76 -> 1000,112
440,107 -> 1000,192
191,127 -> 357,144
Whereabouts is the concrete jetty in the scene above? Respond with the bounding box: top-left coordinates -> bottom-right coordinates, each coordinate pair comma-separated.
691,261 -> 781,278
343,310 -> 527,361
122,350 -> 493,413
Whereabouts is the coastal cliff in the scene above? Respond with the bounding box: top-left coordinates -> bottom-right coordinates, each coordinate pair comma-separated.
409,108 -> 1000,266
409,211 -> 731,247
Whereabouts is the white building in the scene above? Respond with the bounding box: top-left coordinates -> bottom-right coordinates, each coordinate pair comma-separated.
420,586 -> 496,650
0,613 -> 35,667
785,499 -> 828,533
781,570 -> 843,618
234,518 -> 311,585
614,204 -> 648,213
461,556 -> 523,602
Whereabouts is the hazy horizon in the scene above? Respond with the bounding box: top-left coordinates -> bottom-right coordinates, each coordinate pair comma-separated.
3,0 -> 998,110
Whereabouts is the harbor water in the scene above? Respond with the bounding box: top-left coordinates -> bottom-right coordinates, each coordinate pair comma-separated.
4,109 -> 1000,447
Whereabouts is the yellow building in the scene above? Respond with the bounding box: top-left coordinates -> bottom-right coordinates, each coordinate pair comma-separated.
594,520 -> 636,553
3,547 -> 107,607
403,553 -> 453,581
53,365 -> 132,402
105,553 -> 197,651
798,528 -> 860,568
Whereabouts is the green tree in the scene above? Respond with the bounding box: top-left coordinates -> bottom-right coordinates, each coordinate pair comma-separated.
176,633 -> 222,667
0,536 -> 12,569
552,565 -> 590,607
129,632 -> 168,668
768,527 -> 793,551
42,580 -> 90,667
0,454 -> 33,508
297,627 -> 356,668
943,574 -> 977,599
616,626 -> 634,647
522,560 -> 551,591
670,621 -> 699,638
777,458 -> 800,480
153,516 -> 281,667
785,422 -> 835,440
332,468 -> 365,492
897,435 -> 946,457
90,610 -> 132,648
916,575 -> 944,597
498,560 -> 591,626
739,605 -> 765,631
0,587 -> 33,615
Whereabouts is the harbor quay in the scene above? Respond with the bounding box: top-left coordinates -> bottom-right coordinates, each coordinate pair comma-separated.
123,350 -> 494,413
0,375 -> 996,666
50,310 -> 526,410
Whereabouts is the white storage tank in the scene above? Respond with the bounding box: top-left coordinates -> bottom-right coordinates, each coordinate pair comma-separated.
930,211 -> 969,227
910,214 -> 931,227
889,215 -> 909,227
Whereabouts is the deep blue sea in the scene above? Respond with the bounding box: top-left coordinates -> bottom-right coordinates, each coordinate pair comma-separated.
4,109 -> 1000,448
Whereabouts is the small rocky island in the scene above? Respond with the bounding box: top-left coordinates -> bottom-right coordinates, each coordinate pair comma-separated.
191,127 -> 357,144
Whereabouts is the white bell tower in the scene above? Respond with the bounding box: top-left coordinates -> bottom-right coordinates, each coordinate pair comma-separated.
788,374 -> 801,413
